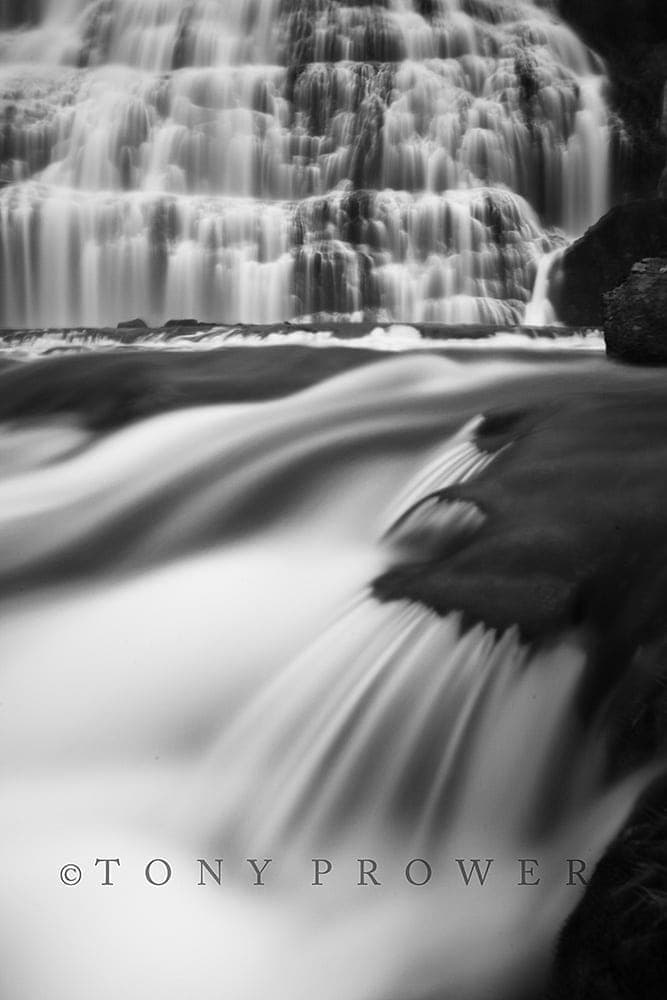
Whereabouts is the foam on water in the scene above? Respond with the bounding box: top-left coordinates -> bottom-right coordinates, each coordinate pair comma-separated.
0,323 -> 605,359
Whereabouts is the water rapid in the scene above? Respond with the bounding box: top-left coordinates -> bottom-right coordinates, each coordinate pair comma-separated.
0,355 -> 653,1000
0,0 -> 612,327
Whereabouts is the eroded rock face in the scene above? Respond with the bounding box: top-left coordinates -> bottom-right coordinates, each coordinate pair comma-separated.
604,258 -> 667,363
550,200 -> 667,326
545,773 -> 667,1000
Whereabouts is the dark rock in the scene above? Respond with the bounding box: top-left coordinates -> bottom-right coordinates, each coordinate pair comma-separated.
164,318 -> 200,328
557,1 -> 667,199
0,0 -> 40,28
603,258 -> 667,363
117,317 -> 148,329
604,640 -> 667,774
550,200 -> 667,326
374,376 -> 667,738
658,167 -> 667,199
546,772 -> 667,1000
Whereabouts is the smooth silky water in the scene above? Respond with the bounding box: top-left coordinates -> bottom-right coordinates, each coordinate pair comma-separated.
0,351 -> 653,1000
0,0 -> 611,327
0,1 -> 636,996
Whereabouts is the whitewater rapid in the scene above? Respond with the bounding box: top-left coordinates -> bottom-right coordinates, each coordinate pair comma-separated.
0,353 -> 652,1000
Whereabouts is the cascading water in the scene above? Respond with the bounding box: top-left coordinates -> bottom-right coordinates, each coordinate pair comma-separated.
0,354 -> 657,1000
0,0 -> 611,328
0,5 -> 642,997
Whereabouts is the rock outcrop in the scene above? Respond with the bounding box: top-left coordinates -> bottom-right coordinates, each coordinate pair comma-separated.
550,200 -> 667,326
604,258 -> 667,363
117,317 -> 148,329
546,773 -> 667,1000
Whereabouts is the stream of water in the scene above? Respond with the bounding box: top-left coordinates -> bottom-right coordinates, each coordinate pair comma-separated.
0,352 -> 651,1000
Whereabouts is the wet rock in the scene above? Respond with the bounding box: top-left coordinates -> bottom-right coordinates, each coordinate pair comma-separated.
117,317 -> 148,329
550,200 -> 667,326
604,639 -> 667,775
374,379 -> 667,726
603,258 -> 667,363
546,772 -> 667,1000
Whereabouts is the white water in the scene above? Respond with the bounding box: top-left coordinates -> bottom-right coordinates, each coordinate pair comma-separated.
524,245 -> 563,325
0,0 -> 611,327
0,322 -> 607,358
0,355 -> 651,1000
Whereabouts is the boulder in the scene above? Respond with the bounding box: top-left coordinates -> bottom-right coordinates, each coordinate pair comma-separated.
603,258 -> 667,363
550,199 -> 667,326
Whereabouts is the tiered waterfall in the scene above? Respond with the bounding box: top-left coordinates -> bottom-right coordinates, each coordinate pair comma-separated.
0,0 -> 611,328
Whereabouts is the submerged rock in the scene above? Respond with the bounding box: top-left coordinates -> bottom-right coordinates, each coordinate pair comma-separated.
550,200 -> 667,326
546,773 -> 667,1000
604,258 -> 667,363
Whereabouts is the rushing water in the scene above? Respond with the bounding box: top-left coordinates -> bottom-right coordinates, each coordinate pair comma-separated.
0,3 -> 634,995
0,352 -> 654,1000
0,0 -> 611,327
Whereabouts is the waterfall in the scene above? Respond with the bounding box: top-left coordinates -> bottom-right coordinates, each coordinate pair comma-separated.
523,244 -> 561,324
0,0 -> 611,328
0,355 -> 655,1000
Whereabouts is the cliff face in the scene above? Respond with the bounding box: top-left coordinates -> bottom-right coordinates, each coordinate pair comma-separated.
558,0 -> 667,198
